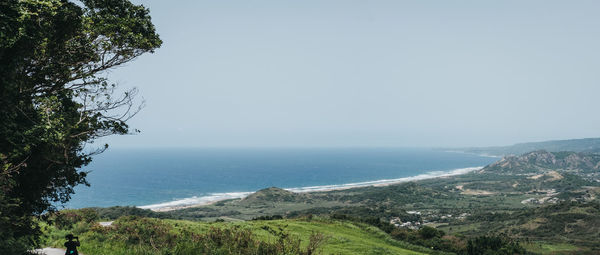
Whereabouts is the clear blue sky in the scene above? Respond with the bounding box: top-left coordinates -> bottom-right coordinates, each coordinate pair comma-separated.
105,0 -> 600,148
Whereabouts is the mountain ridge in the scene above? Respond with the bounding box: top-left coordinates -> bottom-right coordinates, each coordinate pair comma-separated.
482,150 -> 600,174
451,137 -> 600,156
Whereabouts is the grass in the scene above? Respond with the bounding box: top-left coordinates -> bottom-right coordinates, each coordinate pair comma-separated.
42,217 -> 431,255
521,242 -> 588,255
436,222 -> 481,235
242,219 -> 427,255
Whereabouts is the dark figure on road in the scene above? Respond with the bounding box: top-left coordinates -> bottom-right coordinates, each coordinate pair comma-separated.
64,234 -> 80,255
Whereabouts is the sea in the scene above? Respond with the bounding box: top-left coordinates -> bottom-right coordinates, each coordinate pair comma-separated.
65,148 -> 497,209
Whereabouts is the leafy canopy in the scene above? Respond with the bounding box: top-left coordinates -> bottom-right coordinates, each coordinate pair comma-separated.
0,0 -> 161,252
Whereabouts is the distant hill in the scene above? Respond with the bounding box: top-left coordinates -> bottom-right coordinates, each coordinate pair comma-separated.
453,137 -> 600,156
240,187 -> 303,204
482,150 -> 600,174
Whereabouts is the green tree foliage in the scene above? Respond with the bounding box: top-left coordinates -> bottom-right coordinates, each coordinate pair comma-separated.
0,0 -> 161,252
466,235 -> 527,255
92,206 -> 165,220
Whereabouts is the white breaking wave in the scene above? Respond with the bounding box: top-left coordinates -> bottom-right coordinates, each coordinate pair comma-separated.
138,166 -> 483,211
286,166 -> 482,192
138,192 -> 254,210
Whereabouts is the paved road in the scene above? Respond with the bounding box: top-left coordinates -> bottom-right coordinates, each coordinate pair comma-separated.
31,248 -> 66,255
99,221 -> 113,226
32,247 -> 84,255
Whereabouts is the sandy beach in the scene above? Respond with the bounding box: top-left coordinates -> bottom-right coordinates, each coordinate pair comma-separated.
141,166 -> 483,212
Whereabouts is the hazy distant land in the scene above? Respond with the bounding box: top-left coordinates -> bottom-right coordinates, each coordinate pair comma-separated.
444,137 -> 600,156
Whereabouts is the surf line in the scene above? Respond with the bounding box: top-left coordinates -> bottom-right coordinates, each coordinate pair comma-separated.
138,166 -> 483,211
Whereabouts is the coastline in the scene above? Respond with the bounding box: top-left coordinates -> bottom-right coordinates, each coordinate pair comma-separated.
139,166 -> 483,212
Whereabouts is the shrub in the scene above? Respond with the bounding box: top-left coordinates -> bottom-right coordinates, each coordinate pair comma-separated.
111,216 -> 177,249
419,226 -> 444,239
53,211 -> 83,230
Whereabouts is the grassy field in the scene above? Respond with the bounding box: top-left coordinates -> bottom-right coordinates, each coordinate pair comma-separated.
232,219 -> 428,255
42,217 -> 433,255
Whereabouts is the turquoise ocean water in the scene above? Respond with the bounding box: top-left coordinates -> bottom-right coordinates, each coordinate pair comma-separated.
65,148 -> 497,209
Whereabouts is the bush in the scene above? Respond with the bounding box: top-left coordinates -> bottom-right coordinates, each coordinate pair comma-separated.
53,211 -> 83,230
466,235 -> 528,255
110,216 -> 177,249
252,215 -> 284,221
419,226 -> 444,239
50,213 -> 328,255
52,209 -> 99,230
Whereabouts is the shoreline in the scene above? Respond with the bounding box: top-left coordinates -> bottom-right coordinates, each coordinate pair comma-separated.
139,166 -> 483,212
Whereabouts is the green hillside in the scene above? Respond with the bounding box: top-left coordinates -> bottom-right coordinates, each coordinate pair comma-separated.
42,215 -> 432,255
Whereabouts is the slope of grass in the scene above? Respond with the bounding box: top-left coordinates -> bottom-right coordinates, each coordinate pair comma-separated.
237,219 -> 429,255
521,242 -> 587,255
42,217 -> 432,255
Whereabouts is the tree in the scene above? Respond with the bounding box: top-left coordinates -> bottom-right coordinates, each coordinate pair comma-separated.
0,0 -> 161,252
